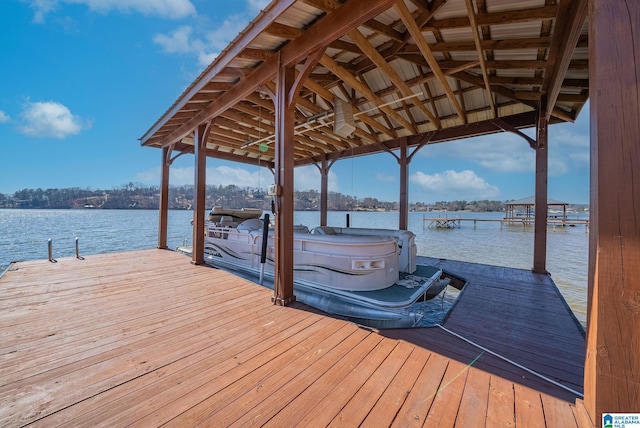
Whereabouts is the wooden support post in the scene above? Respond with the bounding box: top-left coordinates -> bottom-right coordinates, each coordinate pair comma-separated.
191,122 -> 211,266
320,157 -> 329,227
158,146 -> 170,250
272,61 -> 296,306
584,0 -> 640,424
399,140 -> 409,231
533,101 -> 548,274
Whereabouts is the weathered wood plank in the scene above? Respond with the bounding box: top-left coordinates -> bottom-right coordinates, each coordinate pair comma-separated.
327,341 -> 416,426
295,339 -> 398,426
515,383 -> 546,428
541,392 -> 579,427
360,345 -> 432,426
486,374 -> 516,427
454,366 -> 490,427
228,324 -> 372,426
0,249 -> 583,427
390,352 -> 450,426
262,332 -> 386,426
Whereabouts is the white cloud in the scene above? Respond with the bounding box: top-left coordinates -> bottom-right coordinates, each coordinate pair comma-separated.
423,134 -> 536,173
153,1 -> 264,67
210,165 -> 266,188
28,0 -> 57,23
294,165 -> 338,192
419,125 -> 590,178
410,169 -> 499,200
552,126 -> 589,172
0,111 -> 10,123
247,0 -> 270,13
18,101 -> 91,139
136,164 -> 270,188
375,172 -> 395,183
27,0 -> 196,22
136,163 -> 337,192
154,14 -> 250,67
153,25 -> 202,54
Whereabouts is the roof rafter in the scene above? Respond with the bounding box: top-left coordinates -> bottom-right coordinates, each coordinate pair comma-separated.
541,0 -> 588,120
149,0 -> 399,148
464,0 -> 496,117
395,0 -> 467,123
320,54 -> 418,133
347,27 -> 441,128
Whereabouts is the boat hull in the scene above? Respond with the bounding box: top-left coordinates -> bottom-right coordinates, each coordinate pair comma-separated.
205,225 -> 400,292
198,220 -> 445,328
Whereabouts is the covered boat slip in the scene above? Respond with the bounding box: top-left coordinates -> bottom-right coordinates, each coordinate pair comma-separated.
138,0 -> 640,422
0,250 -> 583,426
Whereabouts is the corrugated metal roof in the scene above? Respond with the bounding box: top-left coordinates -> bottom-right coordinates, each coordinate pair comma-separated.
140,0 -> 589,168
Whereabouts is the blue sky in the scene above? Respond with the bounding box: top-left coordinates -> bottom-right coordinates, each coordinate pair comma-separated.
0,0 -> 591,204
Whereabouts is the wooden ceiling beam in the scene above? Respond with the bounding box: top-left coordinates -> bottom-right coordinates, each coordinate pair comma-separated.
237,48 -> 275,61
265,21 -> 305,39
202,146 -> 274,168
454,70 -> 576,122
347,28 -> 441,128
422,5 -> 557,31
140,0 -> 298,143
541,0 -> 588,120
395,59 -> 585,70
295,110 -> 542,166
152,0 -> 398,148
302,0 -> 403,41
395,0 -> 467,123
320,54 -> 417,133
201,81 -> 235,92
465,0 -> 496,117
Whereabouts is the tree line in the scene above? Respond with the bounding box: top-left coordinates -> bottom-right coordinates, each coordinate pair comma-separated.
0,183 -> 507,212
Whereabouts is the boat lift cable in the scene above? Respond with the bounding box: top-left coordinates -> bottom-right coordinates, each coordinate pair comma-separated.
435,323 -> 584,398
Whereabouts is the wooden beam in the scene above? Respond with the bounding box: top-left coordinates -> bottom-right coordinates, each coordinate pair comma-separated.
465,0 -> 496,118
585,0 -> 640,423
191,121 -> 211,266
533,100 -> 548,274
265,21 -> 304,39
203,148 -> 274,169
348,28 -> 442,128
140,0 -> 298,143
422,5 -> 557,31
395,0 -> 467,123
296,111 -> 540,166
302,0 -> 403,41
453,71 -> 577,123
152,0 -> 399,148
273,61 -> 296,307
320,54 -> 417,133
541,0 -> 588,120
398,140 -> 409,231
157,146 -> 170,250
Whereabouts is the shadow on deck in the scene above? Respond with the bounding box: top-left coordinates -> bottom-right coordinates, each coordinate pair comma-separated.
382,256 -> 585,403
0,250 -> 585,426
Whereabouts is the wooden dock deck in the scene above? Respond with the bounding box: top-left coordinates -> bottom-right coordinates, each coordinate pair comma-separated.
0,249 -> 585,426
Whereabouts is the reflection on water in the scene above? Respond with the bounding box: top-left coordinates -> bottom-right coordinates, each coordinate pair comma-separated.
1,209 -> 588,326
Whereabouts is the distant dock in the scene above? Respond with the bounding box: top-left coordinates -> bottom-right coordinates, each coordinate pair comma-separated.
423,213 -> 589,230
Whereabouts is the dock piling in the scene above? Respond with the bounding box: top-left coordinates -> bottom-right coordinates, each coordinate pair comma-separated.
47,239 -> 57,263
75,237 -> 84,260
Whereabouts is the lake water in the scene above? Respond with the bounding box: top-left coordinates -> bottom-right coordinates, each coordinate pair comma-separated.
0,209 -> 588,326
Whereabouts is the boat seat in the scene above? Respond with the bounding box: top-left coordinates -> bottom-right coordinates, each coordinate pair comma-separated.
311,226 -> 336,235
237,218 -> 263,232
218,216 -> 238,228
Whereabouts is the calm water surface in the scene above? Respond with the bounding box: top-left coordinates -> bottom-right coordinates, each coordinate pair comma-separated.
0,209 -> 588,325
